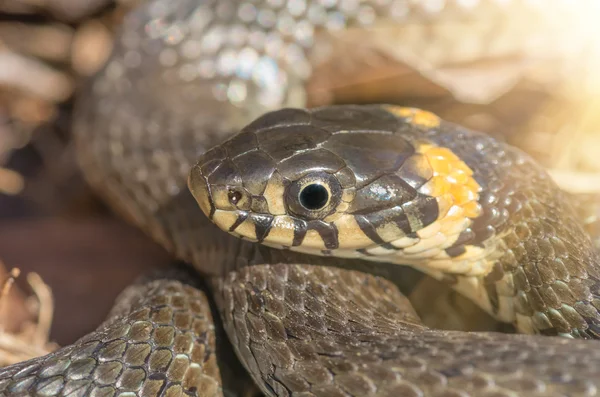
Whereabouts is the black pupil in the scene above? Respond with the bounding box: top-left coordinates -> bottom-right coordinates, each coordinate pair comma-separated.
299,184 -> 329,210
228,190 -> 242,205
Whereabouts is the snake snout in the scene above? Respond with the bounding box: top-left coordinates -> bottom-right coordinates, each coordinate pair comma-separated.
188,163 -> 213,219
188,146 -> 239,217
189,147 -> 261,238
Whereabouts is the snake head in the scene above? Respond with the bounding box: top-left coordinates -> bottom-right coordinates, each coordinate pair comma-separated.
189,105 -> 483,266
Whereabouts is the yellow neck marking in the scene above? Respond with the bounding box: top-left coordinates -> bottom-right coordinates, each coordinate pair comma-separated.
383,106 -> 441,129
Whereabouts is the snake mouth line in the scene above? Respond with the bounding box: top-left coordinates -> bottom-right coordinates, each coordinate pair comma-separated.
228,211 -> 249,233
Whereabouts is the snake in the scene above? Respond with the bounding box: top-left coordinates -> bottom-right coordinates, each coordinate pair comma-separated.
2,0 -> 600,396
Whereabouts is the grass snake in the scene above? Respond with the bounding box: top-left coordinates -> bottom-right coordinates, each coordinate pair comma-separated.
2,1 -> 600,396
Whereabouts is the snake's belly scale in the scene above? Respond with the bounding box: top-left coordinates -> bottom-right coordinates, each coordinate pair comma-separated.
1,1 -> 600,397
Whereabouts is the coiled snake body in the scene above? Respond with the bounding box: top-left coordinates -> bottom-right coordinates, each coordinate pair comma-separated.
2,1 -> 600,396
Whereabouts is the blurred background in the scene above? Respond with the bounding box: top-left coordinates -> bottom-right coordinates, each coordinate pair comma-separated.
0,0 -> 173,365
0,0 -> 600,367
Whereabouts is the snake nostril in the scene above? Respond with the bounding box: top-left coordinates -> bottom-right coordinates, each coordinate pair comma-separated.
228,189 -> 243,205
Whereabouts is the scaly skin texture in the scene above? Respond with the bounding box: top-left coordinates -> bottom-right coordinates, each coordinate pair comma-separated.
0,269 -> 257,397
213,264 -> 600,397
2,1 -> 600,397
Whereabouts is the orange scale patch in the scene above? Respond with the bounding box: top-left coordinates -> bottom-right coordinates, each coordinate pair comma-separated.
415,143 -> 483,223
383,106 -> 441,129
448,169 -> 471,185
413,111 -> 442,129
462,201 -> 483,219
425,146 -> 461,162
426,154 -> 453,175
420,176 -> 452,197
453,161 -> 475,176
450,184 -> 477,205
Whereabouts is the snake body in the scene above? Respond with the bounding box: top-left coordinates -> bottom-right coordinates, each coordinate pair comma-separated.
2,1 -> 600,396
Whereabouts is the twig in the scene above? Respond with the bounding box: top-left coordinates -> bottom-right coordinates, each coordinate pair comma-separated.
26,272 -> 53,347
0,266 -> 57,366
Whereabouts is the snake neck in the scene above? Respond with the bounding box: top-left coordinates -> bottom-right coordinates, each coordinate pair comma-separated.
409,122 -> 600,337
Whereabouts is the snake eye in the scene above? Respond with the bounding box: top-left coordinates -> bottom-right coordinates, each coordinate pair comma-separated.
228,189 -> 243,205
286,172 -> 342,220
299,184 -> 329,210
